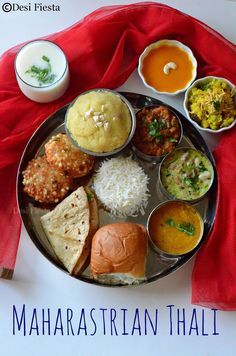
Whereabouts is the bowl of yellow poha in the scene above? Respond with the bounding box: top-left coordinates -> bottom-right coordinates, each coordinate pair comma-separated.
184,76 -> 236,133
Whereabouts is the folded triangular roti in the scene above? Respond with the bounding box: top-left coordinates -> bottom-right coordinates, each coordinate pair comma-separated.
46,235 -> 84,273
41,186 -> 98,274
72,187 -> 99,275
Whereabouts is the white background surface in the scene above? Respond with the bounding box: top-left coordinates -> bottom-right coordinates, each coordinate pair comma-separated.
0,0 -> 236,355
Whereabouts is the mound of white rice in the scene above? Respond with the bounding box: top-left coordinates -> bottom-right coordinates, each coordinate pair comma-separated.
92,156 -> 149,218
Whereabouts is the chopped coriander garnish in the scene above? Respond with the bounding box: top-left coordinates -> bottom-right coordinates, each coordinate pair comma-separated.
183,176 -> 199,191
168,138 -> 178,143
25,55 -> 57,86
166,218 -> 175,227
184,176 -> 198,186
87,192 -> 94,202
148,119 -> 166,139
177,222 -> 195,236
198,82 -> 209,91
149,129 -> 157,137
155,133 -> 164,143
42,55 -> 50,63
198,163 -> 206,172
213,100 -> 221,111
165,218 -> 195,236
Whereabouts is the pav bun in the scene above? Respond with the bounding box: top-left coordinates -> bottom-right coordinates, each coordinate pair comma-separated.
91,222 -> 148,285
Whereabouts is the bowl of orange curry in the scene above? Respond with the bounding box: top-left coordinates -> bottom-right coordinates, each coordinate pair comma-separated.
138,39 -> 197,95
147,200 -> 204,257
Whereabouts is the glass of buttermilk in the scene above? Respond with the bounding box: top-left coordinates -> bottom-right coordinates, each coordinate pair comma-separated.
15,40 -> 69,103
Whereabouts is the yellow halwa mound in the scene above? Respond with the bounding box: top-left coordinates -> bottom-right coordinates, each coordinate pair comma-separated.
66,91 -> 132,153
188,79 -> 236,130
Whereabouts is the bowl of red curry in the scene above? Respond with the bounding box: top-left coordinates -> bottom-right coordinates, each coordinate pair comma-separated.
132,105 -> 182,162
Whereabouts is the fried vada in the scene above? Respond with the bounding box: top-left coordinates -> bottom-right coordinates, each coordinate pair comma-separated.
45,133 -> 94,178
22,155 -> 72,203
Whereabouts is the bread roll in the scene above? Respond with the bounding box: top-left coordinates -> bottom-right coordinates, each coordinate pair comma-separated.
91,222 -> 148,285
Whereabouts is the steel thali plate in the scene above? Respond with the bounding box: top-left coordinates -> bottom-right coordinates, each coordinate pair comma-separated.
17,92 -> 218,286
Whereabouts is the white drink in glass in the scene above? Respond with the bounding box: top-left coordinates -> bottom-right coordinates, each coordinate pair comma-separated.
15,40 -> 69,103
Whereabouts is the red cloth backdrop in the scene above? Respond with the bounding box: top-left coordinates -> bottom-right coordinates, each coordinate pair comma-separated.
192,127 -> 236,310
0,2 -> 235,308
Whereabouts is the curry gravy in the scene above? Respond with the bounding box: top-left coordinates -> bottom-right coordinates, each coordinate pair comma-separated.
149,201 -> 203,255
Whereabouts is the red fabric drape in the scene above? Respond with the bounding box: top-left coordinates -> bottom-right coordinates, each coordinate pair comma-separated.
192,127 -> 236,310
0,2 -> 235,309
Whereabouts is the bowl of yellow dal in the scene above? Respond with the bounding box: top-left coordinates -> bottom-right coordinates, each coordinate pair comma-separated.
147,200 -> 204,257
65,89 -> 136,156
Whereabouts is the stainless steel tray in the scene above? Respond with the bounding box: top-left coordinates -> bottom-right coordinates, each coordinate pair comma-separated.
17,92 -> 218,286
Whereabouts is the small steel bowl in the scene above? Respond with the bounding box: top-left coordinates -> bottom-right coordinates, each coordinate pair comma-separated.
132,105 -> 183,163
159,147 -> 214,203
65,88 -> 136,157
147,200 -> 204,258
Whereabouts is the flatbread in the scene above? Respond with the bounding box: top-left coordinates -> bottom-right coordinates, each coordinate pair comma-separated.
72,187 -> 99,275
41,186 -> 90,273
46,235 -> 84,273
85,187 -> 99,234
